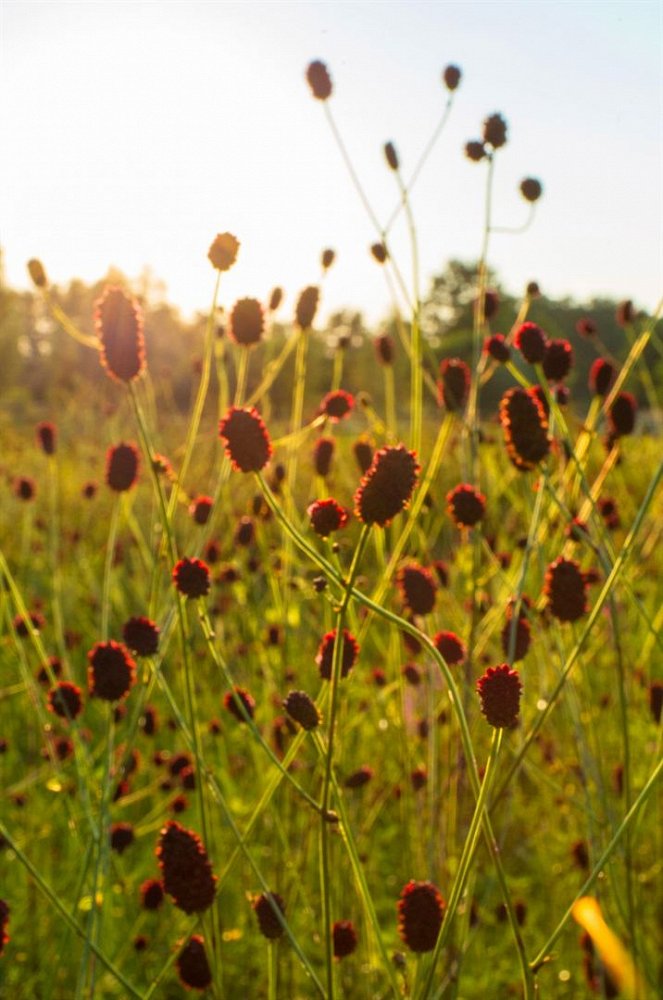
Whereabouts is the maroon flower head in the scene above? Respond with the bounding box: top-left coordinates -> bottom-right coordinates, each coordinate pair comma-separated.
87,641 -> 136,702
176,935 -> 212,991
501,615 -> 531,662
344,765 -> 373,789
465,140 -> 486,162
499,387 -> 551,471
173,558 -> 211,599
477,664 -> 522,727
443,64 -> 461,91
27,258 -> 48,288
229,297 -> 264,346
398,881 -> 445,953
156,820 -> 217,914
308,498 -> 349,538
447,483 -> 486,528
316,628 -> 359,681
353,438 -> 374,474
375,333 -> 394,364
589,359 -> 615,397
295,285 -> 320,329
370,241 -> 388,264
0,899 -> 9,955
433,630 -> 466,666
438,358 -> 470,411
14,476 -> 36,501
123,616 -> 160,657
140,878 -> 164,910
253,892 -> 286,939
542,339 -> 573,382
397,563 -> 437,616
333,920 -> 358,958
649,681 -> 663,725
321,248 -> 336,270
320,389 -> 354,422
576,317 -> 598,338
543,557 -> 588,622
615,299 -> 634,327
208,232 -> 240,272
36,421 -> 57,456
106,442 -> 140,492
48,681 -> 83,720
110,822 -> 135,854
95,286 -> 146,383
306,60 -> 332,100
313,436 -> 335,478
514,322 -> 548,364
354,445 -> 419,527
189,495 -> 213,525
484,333 -> 510,363
520,178 -> 543,203
223,686 -> 255,723
384,141 -> 399,171
283,690 -> 321,731
268,286 -> 283,311
608,392 -> 637,438
483,113 -> 508,149
219,406 -> 272,472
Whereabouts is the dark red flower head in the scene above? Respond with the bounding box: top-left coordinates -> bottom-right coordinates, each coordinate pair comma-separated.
321,247 -> 336,270
253,892 -> 286,939
384,141 -> 399,171
95,286 -> 146,383
306,60 -> 332,100
375,333 -> 394,365
223,686 -> 255,723
189,495 -> 213,525
353,438 -> 373,474
397,562 -> 437,616
27,258 -> 48,288
484,333 -> 510,363
397,881 -> 445,952
172,558 -> 211,599
438,358 -> 470,411
320,389 -> 354,422
608,392 -> 637,438
514,322 -> 548,364
370,242 -> 388,264
48,681 -> 83,720
110,822 -> 135,854
446,483 -> 486,528
219,406 -> 272,472
589,359 -> 616,397
542,339 -> 573,382
268,286 -> 283,311
433,630 -> 466,666
543,557 -> 588,622
122,616 -> 160,657
106,442 -> 140,492
295,285 -> 320,329
354,445 -> 419,527
483,113 -> 508,149
176,935 -> 212,991
308,498 -> 349,538
36,421 -> 57,456
316,628 -> 359,681
499,387 -> 551,471
465,140 -> 486,162
283,690 -> 321,730
208,232 -> 240,272
443,65 -> 461,91
229,297 -> 264,346
477,664 -> 522,727
481,289 -> 500,319
156,820 -> 217,914
576,317 -> 597,338
313,436 -> 335,478
520,178 -> 543,202
13,477 -> 36,501
140,878 -> 164,910
333,920 -> 358,958
87,641 -> 136,702
615,300 -> 634,327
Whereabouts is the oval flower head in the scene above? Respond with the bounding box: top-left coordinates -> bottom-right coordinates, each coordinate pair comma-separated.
94,285 -> 146,383
354,445 -> 419,528
219,406 -> 272,472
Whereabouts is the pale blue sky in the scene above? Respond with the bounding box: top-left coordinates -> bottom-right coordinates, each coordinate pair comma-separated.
2,0 -> 661,324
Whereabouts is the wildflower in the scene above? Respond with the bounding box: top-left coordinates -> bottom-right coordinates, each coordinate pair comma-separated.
370,242 -> 388,264
354,445 -> 419,527
223,687 -> 255,723
320,390 -> 354,423
608,392 -> 637,438
36,656 -> 62,686
316,628 -> 359,680
106,442 -> 140,492
500,611 -> 531,662
321,248 -> 336,270
122,616 -> 160,657
484,333 -> 510,362
514,322 -> 548,364
295,285 -> 320,329
384,141 -> 399,171
397,881 -> 445,953
0,899 -> 10,956
306,60 -> 332,100
481,289 -> 500,319
87,641 -> 136,702
172,558 -> 211,598
397,563 -> 437,616
438,358 -> 470,411
433,630 -> 466,666
313,436 -> 335,477
189,495 -> 213,525
219,406 -> 272,472
156,820 -> 217,914
526,280 -> 540,297
499,387 -> 551,470
229,297 -> 264,346
283,690 -> 321,731
483,113 -> 508,149
576,317 -> 597,337
176,935 -> 212,991
615,299 -> 634,327
542,339 -> 573,382
443,65 -> 461,90
208,232 -> 240,271
82,481 -> 98,499
95,286 -> 146,383
333,921 -> 358,958
253,892 -> 286,939
411,766 -> 427,791
544,557 -> 588,622
14,476 -> 36,501
110,822 -> 134,854
520,178 -> 543,202
308,498 -> 349,538
589,359 -> 615,397
268,286 -> 283,311
648,681 -> 662,724
27,258 -> 47,288
47,681 -> 83,721
353,438 -> 373,474
13,610 -> 45,637
344,766 -> 373,789
375,333 -> 394,364
465,140 -> 486,162
446,483 -> 486,528
477,664 -> 522,727
36,421 -> 57,456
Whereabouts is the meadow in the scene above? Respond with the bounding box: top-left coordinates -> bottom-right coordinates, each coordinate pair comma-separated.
0,59 -> 661,1000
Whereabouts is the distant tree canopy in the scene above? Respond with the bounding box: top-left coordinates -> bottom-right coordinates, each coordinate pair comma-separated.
0,252 -> 659,428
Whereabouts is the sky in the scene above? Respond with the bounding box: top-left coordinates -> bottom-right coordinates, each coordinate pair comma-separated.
1,0 -> 661,327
